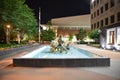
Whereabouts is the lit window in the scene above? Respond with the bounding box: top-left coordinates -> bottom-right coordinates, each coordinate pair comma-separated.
117,28 -> 120,45
109,31 -> 114,44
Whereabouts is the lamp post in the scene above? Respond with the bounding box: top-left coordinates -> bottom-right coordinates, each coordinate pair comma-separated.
38,26 -> 41,43
6,25 -> 11,44
38,7 -> 41,43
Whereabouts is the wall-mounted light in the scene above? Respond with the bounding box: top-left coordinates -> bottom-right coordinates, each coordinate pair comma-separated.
91,0 -> 95,3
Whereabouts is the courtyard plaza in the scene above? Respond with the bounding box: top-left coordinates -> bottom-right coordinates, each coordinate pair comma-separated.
0,44 -> 120,80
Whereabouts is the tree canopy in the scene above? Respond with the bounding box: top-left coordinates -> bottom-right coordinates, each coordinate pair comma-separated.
0,0 -> 38,43
76,28 -> 86,41
88,29 -> 100,43
88,29 -> 100,39
41,29 -> 55,42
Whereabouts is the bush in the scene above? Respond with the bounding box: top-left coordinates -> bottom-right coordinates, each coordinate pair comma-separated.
77,40 -> 88,44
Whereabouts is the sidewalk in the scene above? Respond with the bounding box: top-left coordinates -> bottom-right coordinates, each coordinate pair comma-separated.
74,44 -> 120,59
73,44 -> 120,79
0,44 -> 120,80
0,44 -> 41,60
0,44 -> 43,69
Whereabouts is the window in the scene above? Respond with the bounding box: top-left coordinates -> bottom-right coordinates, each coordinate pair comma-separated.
101,20 -> 103,27
110,0 -> 115,7
97,22 -> 99,28
94,23 -> 96,28
94,12 -> 96,18
91,14 -> 93,19
109,31 -> 114,44
101,6 -> 103,14
110,15 -> 115,23
118,0 -> 120,3
91,24 -> 94,30
91,4 -> 93,9
94,0 -> 96,7
117,28 -> 120,45
105,3 -> 108,11
97,9 -> 99,16
100,0 -> 103,4
117,12 -> 120,21
97,0 -> 99,4
105,18 -> 108,25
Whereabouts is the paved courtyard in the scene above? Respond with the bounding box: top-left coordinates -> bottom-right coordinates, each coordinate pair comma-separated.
0,44 -> 120,80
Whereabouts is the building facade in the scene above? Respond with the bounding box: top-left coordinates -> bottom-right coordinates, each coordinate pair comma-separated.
91,0 -> 120,50
51,14 -> 91,36
51,14 -> 91,42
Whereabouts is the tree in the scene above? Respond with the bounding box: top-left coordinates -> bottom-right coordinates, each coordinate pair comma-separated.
41,29 -> 55,42
0,0 -> 38,43
76,28 -> 86,41
68,33 -> 73,41
88,29 -> 100,43
0,25 -> 6,43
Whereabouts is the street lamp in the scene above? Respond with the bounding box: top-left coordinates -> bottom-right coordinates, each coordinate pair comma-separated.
6,25 -> 10,29
6,25 -> 11,44
38,7 -> 41,43
42,25 -> 47,30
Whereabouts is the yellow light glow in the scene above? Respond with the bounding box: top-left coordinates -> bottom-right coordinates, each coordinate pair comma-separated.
6,25 -> 10,28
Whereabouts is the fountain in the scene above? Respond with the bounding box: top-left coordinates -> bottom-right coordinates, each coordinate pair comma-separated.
50,36 -> 69,53
13,36 -> 110,67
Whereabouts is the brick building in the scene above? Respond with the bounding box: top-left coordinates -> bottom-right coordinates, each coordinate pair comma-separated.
91,0 -> 120,50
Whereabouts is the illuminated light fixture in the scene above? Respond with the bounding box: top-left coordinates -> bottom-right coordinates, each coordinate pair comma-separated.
42,25 -> 47,30
91,0 -> 95,3
6,25 -> 10,28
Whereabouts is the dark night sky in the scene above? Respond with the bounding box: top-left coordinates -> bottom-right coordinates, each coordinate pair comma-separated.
25,0 -> 90,24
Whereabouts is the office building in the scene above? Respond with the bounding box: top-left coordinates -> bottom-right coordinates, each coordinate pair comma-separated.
91,0 -> 120,50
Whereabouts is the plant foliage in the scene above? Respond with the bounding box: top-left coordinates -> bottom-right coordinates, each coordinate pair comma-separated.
0,0 -> 38,43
